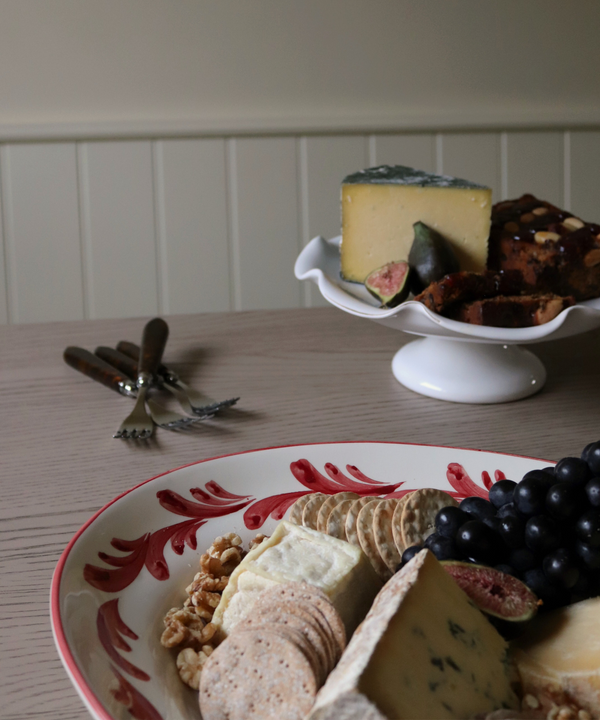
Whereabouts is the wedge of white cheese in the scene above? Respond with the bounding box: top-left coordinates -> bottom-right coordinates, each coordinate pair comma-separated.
309,549 -> 519,720
340,165 -> 492,282
212,521 -> 381,639
511,595 -> 600,716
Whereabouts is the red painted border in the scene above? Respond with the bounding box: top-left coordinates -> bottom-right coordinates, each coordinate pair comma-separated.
50,440 -> 551,720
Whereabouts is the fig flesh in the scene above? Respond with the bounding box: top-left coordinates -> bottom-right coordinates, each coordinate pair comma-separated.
364,260 -> 411,307
441,560 -> 540,622
408,221 -> 460,293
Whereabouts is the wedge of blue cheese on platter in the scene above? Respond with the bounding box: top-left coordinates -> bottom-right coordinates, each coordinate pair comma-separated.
308,549 -> 520,720
340,165 -> 492,283
211,520 -> 382,640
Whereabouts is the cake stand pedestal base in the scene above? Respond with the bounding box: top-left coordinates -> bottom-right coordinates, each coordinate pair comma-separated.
392,337 -> 546,404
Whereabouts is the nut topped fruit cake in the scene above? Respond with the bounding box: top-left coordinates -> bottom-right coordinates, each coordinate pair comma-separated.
487,194 -> 600,302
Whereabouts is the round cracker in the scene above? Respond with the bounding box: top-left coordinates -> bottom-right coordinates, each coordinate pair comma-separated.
289,493 -> 320,525
373,498 -> 403,573
199,628 -> 317,720
301,494 -> 328,529
344,496 -> 378,547
326,498 -> 355,540
391,492 -> 414,557
401,488 -> 458,549
356,499 -> 391,580
316,492 -> 359,533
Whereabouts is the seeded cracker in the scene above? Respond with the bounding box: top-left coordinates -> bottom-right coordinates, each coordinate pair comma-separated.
345,496 -> 378,547
357,500 -> 391,580
372,499 -> 403,573
317,492 -> 360,533
391,492 -> 414,556
289,493 -> 321,526
401,488 -> 458,549
199,628 -> 318,720
302,494 -> 329,529
326,498 -> 355,540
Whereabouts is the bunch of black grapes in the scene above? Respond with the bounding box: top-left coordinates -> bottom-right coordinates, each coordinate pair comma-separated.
401,441 -> 600,609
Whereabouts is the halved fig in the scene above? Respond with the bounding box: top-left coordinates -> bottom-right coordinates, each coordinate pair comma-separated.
441,561 -> 541,622
364,261 -> 411,308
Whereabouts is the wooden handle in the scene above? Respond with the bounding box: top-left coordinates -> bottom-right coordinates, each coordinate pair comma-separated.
95,346 -> 137,379
63,347 -> 132,394
139,317 -> 169,378
117,336 -> 170,377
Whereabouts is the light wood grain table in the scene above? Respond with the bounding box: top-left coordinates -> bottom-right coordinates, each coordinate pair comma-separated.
2,307 -> 599,719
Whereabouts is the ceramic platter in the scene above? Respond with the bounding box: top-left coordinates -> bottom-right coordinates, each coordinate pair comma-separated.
295,236 -> 600,403
51,442 -> 550,720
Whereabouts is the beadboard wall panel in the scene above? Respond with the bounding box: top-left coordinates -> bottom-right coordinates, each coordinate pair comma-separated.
505,132 -> 564,208
1,143 -> 83,324
570,131 -> 600,223
230,137 -> 301,311
81,141 -> 158,319
0,127 -> 599,325
302,135 -> 368,307
156,138 -> 230,315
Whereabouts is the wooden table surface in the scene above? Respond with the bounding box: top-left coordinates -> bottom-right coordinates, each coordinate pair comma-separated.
2,307 -> 600,720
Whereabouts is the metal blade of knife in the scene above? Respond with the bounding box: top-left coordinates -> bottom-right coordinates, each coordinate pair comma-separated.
116,340 -> 239,415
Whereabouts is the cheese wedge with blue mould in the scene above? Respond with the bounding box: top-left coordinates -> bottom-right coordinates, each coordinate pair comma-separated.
308,549 -> 520,720
340,165 -> 492,282
211,521 -> 382,641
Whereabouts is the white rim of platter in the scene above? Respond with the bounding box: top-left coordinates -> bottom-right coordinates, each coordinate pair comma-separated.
295,236 -> 600,403
51,441 -> 551,720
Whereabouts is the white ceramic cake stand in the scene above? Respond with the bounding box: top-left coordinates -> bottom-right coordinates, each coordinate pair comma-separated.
295,236 -> 600,404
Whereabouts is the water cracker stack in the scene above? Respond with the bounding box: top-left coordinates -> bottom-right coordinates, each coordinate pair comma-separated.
199,582 -> 346,720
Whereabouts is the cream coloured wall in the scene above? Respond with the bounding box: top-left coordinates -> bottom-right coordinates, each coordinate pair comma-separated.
0,0 -> 598,138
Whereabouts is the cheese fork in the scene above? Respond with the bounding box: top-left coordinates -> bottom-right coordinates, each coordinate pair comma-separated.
116,340 -> 239,416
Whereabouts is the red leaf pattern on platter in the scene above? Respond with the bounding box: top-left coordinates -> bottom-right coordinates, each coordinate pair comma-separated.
481,471 -> 494,491
495,469 -> 506,482
243,459 -> 404,529
110,666 -> 163,720
447,463 -> 503,500
84,484 -> 253,593
97,600 -> 150,681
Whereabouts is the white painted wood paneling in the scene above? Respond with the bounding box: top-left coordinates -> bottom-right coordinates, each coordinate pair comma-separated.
372,134 -> 436,172
570,131 -> 600,223
1,143 -> 82,324
440,133 -> 502,202
505,132 -> 564,207
156,139 -> 230,314
301,135 -> 368,307
80,141 -> 157,319
229,137 -> 301,310
0,177 -> 7,324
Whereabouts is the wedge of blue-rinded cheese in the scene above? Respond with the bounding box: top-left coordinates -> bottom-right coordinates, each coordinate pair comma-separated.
308,549 -> 519,720
341,165 -> 492,282
510,596 -> 600,716
211,521 -> 382,640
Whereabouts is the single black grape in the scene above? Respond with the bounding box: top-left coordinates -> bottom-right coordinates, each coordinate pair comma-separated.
541,467 -> 556,476
456,520 -> 499,564
582,441 -> 600,475
576,510 -> 600,548
546,482 -> 585,522
522,567 -> 569,609
575,540 -> 600,570
542,548 -> 580,589
483,516 -> 502,534
498,514 -> 525,550
459,496 -> 496,521
496,502 -> 520,520
435,506 -> 469,539
509,547 -> 537,573
522,468 -> 555,483
514,477 -> 551,517
554,457 -> 592,485
525,515 -> 561,555
569,572 -> 591,602
425,534 -> 458,561
585,478 -> 600,508
401,545 -> 423,566
494,563 -> 517,577
488,479 -> 517,509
